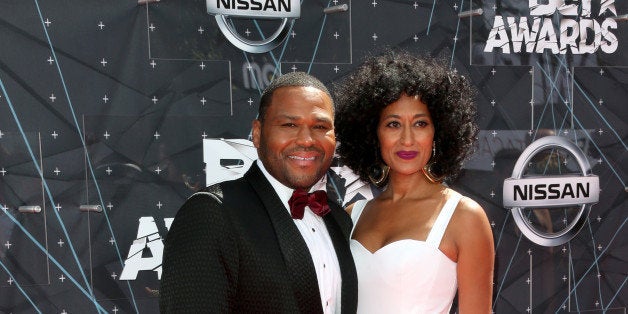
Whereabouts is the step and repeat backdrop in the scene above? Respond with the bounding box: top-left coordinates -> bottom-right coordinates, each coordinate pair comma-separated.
0,0 -> 626,313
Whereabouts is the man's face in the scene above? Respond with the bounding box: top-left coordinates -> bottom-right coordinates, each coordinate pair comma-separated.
252,86 -> 336,190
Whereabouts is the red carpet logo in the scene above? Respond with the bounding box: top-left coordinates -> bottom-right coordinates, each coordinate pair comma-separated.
484,0 -> 618,54
120,217 -> 173,280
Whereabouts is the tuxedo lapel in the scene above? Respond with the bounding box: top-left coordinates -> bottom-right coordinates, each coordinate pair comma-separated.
324,201 -> 358,314
244,164 -> 323,314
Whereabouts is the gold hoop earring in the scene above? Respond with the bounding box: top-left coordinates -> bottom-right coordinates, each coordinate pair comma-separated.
422,162 -> 444,183
368,163 -> 390,186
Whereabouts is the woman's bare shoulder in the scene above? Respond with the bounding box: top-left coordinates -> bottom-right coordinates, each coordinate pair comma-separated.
448,191 -> 486,219
448,190 -> 492,240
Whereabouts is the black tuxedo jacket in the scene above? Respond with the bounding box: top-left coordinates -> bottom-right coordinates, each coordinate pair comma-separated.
160,163 -> 358,313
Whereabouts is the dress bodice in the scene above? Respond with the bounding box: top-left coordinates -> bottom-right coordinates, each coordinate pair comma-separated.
349,194 -> 461,314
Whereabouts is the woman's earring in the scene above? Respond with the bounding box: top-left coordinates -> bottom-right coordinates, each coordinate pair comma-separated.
423,140 -> 443,183
368,163 -> 390,186
422,162 -> 443,183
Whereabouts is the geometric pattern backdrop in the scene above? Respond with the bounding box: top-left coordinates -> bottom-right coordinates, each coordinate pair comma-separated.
0,0 -> 625,313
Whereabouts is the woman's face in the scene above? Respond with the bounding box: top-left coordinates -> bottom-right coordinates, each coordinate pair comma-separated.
377,93 -> 434,176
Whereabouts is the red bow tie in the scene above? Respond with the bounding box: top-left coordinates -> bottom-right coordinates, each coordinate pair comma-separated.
288,189 -> 330,219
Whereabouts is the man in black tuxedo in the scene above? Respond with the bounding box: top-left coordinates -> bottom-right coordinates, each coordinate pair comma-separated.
160,72 -> 357,313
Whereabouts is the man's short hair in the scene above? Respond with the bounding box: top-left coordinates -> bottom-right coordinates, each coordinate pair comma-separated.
257,72 -> 332,122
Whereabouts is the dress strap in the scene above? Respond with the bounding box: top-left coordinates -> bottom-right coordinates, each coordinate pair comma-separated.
349,200 -> 368,237
426,193 -> 462,248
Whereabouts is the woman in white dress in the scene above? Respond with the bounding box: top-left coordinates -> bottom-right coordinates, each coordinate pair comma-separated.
334,51 -> 495,313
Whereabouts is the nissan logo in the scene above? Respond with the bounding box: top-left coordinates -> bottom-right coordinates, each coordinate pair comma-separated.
207,0 -> 300,53
503,136 -> 600,247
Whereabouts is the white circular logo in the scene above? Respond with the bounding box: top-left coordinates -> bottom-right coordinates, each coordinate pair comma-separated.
502,136 -> 600,247
206,0 -> 301,53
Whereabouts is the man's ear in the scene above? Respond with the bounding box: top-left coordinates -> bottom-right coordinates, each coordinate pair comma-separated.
251,119 -> 261,148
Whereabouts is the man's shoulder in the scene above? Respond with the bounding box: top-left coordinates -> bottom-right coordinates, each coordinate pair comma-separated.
187,176 -> 254,204
173,179 -> 249,225
194,183 -> 225,200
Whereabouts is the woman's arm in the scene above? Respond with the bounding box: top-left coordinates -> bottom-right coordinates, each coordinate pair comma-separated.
454,197 -> 495,313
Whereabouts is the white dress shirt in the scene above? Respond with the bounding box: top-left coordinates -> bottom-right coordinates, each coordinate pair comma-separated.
257,160 -> 342,313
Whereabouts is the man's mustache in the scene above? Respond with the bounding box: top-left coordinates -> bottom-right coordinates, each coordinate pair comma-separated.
287,147 -> 324,155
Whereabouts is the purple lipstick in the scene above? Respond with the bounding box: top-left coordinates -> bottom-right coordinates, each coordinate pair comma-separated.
396,151 -> 418,160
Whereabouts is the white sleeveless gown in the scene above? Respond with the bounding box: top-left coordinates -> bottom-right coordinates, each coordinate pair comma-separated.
350,194 -> 461,314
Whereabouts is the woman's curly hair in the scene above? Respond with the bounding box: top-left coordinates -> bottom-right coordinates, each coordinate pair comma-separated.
334,51 -> 478,184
